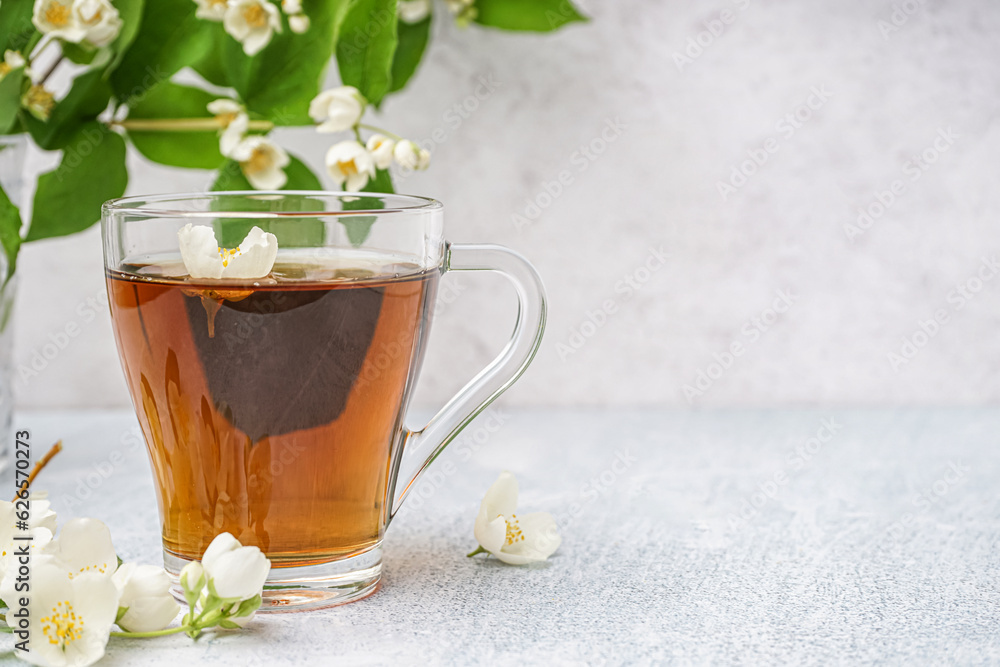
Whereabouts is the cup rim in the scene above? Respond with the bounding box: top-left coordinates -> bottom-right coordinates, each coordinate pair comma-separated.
103,191 -> 443,219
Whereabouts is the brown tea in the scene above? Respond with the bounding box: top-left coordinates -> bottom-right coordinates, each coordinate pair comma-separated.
107,253 -> 438,566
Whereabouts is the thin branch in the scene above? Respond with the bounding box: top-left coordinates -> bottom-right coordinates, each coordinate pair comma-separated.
359,123 -> 404,142
12,441 -> 63,501
36,54 -> 64,86
113,118 -> 274,132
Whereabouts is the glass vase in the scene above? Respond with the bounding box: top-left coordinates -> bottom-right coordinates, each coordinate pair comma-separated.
0,134 -> 27,472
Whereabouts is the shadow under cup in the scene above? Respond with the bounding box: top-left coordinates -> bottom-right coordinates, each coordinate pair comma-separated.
101,192 -> 546,611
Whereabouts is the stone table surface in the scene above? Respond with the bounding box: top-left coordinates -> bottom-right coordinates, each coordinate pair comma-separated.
2,408 -> 998,666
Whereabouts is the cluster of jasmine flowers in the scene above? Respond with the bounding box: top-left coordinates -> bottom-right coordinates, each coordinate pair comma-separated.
2,0 -> 124,120
398,0 -> 477,26
193,0 -> 310,55
0,496 -> 271,667
207,85 -> 431,192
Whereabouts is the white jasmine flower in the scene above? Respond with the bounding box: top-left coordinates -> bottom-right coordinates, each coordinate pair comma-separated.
288,13 -> 309,33
39,517 -> 117,579
230,135 -> 289,189
0,50 -> 25,79
33,0 -> 88,42
223,0 -> 282,56
74,0 -> 123,47
472,471 -> 561,565
325,140 -> 376,191
200,532 -> 271,601
177,224 -> 278,280
393,139 -> 430,170
194,0 -> 229,21
280,0 -> 301,13
1,559 -> 119,667
398,0 -> 431,23
112,563 -> 180,633
366,133 -> 395,170
445,0 -> 476,25
179,561 -> 205,596
207,98 -> 249,157
445,0 -> 474,11
22,84 -> 56,120
0,497 -> 56,589
309,86 -> 365,133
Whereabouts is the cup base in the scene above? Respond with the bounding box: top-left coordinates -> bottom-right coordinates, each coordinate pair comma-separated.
164,544 -> 383,613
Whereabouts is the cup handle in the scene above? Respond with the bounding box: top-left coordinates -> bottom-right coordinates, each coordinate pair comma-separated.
388,243 -> 547,520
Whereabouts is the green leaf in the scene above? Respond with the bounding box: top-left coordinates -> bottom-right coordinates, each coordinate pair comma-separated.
361,168 -> 394,194
223,0 -> 344,125
109,0 -> 146,69
218,620 -> 241,630
234,594 -> 262,617
210,154 -> 325,248
0,68 -> 25,135
389,15 -> 430,94
340,169 -> 394,246
60,42 -> 101,65
110,0 -> 214,102
0,0 -> 36,53
24,66 -> 112,150
0,183 -> 21,281
336,0 -> 398,107
284,156 -> 324,190
27,122 -> 128,242
474,0 -> 587,32
191,26 -> 231,89
127,83 -> 225,169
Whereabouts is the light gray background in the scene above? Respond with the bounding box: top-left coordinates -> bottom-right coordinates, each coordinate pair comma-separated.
12,0 -> 1000,409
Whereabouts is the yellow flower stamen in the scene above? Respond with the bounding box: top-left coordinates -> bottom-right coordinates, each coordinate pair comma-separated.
246,147 -> 271,174
243,4 -> 268,28
218,246 -> 243,268
68,564 -> 108,579
40,601 -> 84,648
337,159 -> 359,177
215,112 -> 238,127
504,514 -> 525,546
44,1 -> 72,27
23,85 -> 56,120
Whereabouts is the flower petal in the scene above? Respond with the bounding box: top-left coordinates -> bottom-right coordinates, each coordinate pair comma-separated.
208,99 -> 242,116
44,517 -> 117,578
474,510 -> 508,555
481,471 -> 518,518
500,512 -> 561,563
220,113 -> 249,157
118,594 -> 180,633
178,223 -> 225,280
223,227 -> 278,279
201,532 -> 240,572
210,548 -> 271,600
345,171 -> 371,192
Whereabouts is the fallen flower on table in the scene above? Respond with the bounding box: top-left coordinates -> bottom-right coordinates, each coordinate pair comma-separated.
1,558 -> 120,667
112,563 -> 180,633
468,471 -> 562,565
0,445 -> 272,666
200,532 -> 270,603
38,517 -> 117,580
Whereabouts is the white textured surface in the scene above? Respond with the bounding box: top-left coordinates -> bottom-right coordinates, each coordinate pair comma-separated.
3,408 -> 998,664
11,0 -> 1000,409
